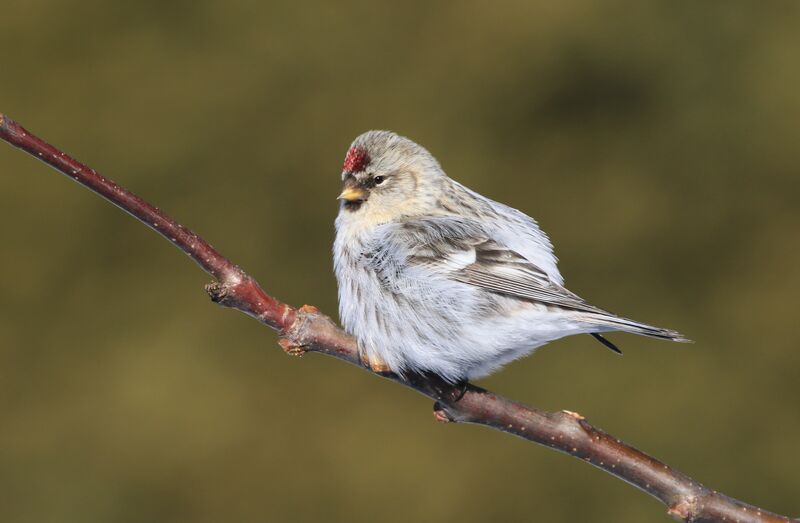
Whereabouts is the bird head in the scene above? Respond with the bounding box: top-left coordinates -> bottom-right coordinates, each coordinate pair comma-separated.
337,131 -> 445,224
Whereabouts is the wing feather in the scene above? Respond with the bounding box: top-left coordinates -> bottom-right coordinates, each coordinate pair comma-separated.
365,216 -> 688,343
381,217 -> 609,315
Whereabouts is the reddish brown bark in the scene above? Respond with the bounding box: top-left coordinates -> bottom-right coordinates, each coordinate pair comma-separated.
1,113 -> 795,523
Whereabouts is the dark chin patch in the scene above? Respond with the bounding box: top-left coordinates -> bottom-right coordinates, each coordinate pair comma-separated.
343,200 -> 365,212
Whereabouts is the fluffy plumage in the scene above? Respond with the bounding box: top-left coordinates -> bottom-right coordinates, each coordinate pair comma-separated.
333,130 -> 688,382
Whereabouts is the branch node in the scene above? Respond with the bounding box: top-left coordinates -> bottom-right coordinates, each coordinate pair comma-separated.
668,497 -> 698,522
205,281 -> 230,304
561,410 -> 585,421
278,304 -> 335,355
298,304 -> 320,314
278,337 -> 307,357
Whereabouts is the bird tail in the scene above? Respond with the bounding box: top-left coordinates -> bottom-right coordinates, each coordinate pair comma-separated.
582,313 -> 692,343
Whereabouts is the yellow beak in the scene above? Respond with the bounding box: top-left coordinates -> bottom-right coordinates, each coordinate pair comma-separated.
337,187 -> 367,202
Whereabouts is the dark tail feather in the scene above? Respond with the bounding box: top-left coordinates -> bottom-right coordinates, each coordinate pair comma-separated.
591,333 -> 623,355
583,313 -> 692,343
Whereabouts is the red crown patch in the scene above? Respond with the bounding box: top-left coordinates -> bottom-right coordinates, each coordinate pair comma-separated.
343,147 -> 370,173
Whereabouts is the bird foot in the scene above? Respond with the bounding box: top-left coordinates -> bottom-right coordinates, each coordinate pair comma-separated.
359,351 -> 392,375
433,401 -> 458,423
452,380 -> 469,402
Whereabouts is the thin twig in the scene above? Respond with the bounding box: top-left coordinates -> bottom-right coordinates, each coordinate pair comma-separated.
1,113 -> 794,523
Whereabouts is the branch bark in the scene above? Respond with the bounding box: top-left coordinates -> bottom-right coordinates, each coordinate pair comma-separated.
1,113 -> 794,523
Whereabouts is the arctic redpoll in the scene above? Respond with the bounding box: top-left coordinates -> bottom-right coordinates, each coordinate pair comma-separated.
333,131 -> 688,383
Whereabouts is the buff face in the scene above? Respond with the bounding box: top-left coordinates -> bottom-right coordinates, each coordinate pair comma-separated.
337,139 -> 444,224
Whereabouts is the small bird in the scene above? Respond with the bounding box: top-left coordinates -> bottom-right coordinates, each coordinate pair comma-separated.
333,131 -> 689,383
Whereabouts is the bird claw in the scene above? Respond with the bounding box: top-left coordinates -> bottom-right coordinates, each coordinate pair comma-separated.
359,351 -> 392,375
452,380 -> 469,402
433,401 -> 455,423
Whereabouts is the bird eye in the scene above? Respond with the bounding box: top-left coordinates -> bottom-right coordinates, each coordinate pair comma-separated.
374,175 -> 386,185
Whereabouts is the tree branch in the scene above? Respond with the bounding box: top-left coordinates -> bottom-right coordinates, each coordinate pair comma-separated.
1,113 -> 794,523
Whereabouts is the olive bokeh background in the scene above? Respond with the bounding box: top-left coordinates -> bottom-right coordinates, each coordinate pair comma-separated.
2,1 -> 799,522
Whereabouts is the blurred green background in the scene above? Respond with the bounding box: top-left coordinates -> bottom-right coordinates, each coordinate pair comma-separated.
1,1 -> 799,521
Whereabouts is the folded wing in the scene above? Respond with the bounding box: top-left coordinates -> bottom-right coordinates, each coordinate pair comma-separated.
372,216 -> 688,343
